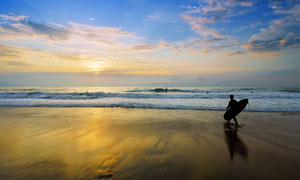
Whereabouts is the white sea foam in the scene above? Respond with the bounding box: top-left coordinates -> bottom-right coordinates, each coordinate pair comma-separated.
0,87 -> 299,111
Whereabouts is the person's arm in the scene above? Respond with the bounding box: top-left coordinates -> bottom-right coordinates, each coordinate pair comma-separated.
226,102 -> 230,111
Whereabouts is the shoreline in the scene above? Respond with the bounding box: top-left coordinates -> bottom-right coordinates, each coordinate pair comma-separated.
1,107 -> 300,179
1,106 -> 300,113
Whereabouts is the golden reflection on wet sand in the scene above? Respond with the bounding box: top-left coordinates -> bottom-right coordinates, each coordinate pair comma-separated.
0,108 -> 300,179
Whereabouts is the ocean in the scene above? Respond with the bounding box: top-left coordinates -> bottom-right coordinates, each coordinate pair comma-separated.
0,87 -> 299,112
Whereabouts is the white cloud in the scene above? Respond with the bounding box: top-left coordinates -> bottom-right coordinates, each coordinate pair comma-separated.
0,15 -> 138,47
246,4 -> 300,52
0,14 -> 27,21
181,0 -> 257,38
67,22 -> 137,45
181,14 -> 223,37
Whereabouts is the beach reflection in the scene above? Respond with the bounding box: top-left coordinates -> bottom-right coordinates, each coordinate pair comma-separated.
224,124 -> 248,162
0,108 -> 199,179
0,108 -> 252,180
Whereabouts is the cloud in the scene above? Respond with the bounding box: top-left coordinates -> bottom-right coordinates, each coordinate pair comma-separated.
233,0 -> 254,7
234,21 -> 263,32
246,4 -> 300,52
1,13 -> 238,56
55,53 -> 84,61
0,44 -> 23,57
144,12 -> 179,23
109,40 -> 175,52
268,0 -> 298,10
23,20 -> 71,40
144,14 -> 161,21
109,37 -> 242,55
175,37 -> 242,54
131,43 -> 163,51
0,14 -> 138,48
0,44 -> 53,61
0,19 -> 71,41
2,61 -> 30,66
183,0 -> 256,15
0,12 -> 243,62
226,50 -> 245,56
0,14 -> 27,21
67,22 -> 136,45
0,43 -> 85,66
88,18 -> 95,21
181,14 -> 222,37
181,0 -> 257,37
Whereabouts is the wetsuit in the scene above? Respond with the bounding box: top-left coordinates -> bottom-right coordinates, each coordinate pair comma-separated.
226,99 -> 240,126
228,99 -> 238,110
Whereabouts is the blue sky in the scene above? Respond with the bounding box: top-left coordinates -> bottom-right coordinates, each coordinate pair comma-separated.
0,0 -> 299,86
0,0 -> 193,42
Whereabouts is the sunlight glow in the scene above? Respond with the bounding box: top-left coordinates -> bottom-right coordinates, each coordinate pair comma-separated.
84,60 -> 107,74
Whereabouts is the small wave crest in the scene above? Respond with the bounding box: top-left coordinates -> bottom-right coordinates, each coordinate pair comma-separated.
1,91 -> 300,100
0,88 -> 300,100
126,88 -> 202,93
0,98 -> 299,112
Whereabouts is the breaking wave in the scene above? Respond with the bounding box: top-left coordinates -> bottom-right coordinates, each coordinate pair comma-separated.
0,87 -> 299,111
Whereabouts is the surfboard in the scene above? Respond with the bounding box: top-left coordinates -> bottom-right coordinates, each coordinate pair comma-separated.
224,99 -> 248,121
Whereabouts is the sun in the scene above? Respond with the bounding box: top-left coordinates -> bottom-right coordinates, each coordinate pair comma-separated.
84,60 -> 106,74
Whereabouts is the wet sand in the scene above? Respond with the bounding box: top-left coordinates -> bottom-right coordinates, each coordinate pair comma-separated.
0,107 -> 300,180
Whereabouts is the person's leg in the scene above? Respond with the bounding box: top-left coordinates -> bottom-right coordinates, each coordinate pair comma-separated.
233,117 -> 240,127
226,119 -> 231,125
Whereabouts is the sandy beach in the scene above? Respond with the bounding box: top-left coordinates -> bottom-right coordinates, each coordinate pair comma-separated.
0,107 -> 300,180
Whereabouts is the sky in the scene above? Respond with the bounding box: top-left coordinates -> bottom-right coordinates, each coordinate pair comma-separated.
0,0 -> 299,86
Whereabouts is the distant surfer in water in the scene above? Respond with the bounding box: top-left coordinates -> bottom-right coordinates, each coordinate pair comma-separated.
226,95 -> 240,127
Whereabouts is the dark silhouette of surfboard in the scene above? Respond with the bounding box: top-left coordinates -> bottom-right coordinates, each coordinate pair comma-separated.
224,99 -> 248,121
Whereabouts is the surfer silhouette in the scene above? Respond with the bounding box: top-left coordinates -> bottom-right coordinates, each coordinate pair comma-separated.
226,95 -> 240,127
